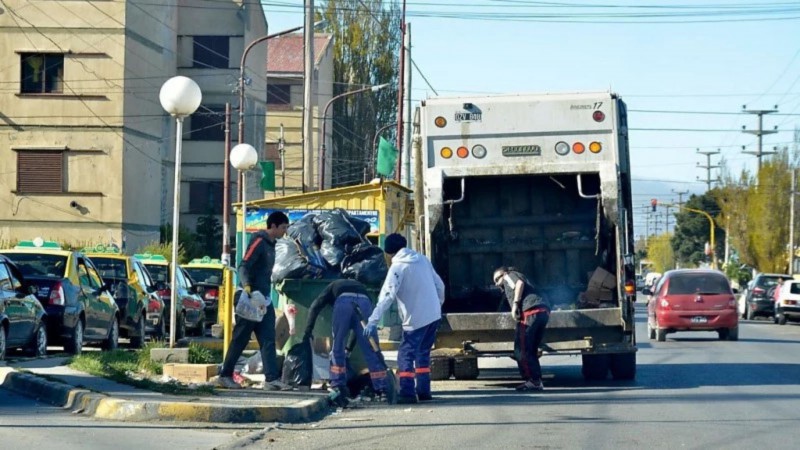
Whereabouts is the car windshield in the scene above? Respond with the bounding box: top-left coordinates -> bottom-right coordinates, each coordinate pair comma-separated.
0,253 -> 67,278
184,268 -> 222,285
667,273 -> 730,295
91,257 -> 127,280
145,264 -> 169,283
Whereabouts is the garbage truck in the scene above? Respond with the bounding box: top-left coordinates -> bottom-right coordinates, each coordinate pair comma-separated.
415,91 -> 637,381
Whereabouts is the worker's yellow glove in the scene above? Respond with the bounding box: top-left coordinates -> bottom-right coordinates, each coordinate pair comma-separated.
244,285 -> 252,294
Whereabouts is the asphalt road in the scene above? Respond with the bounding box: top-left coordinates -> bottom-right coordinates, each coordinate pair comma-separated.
3,297 -> 800,449
253,299 -> 800,450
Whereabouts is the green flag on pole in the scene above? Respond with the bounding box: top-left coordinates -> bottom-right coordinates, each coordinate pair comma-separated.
259,161 -> 276,191
376,136 -> 398,177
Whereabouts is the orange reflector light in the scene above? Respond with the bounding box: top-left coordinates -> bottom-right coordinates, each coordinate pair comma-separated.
456,146 -> 469,158
441,147 -> 453,159
589,142 -> 602,153
625,281 -> 635,295
435,116 -> 447,128
573,142 -> 586,154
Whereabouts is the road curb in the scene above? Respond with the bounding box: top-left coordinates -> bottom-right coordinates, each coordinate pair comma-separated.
0,367 -> 329,423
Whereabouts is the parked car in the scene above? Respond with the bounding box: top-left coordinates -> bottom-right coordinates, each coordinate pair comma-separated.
0,254 -> 47,360
181,256 -> 229,325
1,240 -> 120,354
644,269 -> 738,342
84,246 -> 166,347
135,254 -> 205,338
738,273 -> 790,320
774,279 -> 800,325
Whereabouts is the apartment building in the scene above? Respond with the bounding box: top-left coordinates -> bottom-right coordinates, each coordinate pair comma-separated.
0,0 -> 267,252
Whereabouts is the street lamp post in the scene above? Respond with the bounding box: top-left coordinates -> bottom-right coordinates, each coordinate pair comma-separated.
159,76 -> 202,349
319,83 -> 390,189
230,143 -> 259,256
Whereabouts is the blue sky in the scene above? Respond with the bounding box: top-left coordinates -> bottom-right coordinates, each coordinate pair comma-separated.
261,1 -> 800,237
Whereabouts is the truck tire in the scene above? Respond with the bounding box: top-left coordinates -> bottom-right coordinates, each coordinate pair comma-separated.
452,355 -> 479,380
581,354 -> 609,381
609,353 -> 636,380
429,355 -> 453,381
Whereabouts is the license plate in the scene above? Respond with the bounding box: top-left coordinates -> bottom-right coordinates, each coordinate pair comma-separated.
691,316 -> 708,324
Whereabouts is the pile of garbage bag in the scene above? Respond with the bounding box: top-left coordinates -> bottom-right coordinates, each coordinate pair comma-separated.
271,208 -> 388,287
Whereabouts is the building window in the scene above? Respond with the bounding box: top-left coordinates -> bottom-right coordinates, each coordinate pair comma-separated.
189,181 -> 223,214
16,151 -> 64,194
193,36 -> 229,69
190,105 -> 225,141
21,53 -> 64,94
267,84 -> 291,105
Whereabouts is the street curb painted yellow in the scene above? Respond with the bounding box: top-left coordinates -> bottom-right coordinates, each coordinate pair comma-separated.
0,367 -> 329,424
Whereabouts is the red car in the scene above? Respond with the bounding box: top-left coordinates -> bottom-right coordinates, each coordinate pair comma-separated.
644,269 -> 738,342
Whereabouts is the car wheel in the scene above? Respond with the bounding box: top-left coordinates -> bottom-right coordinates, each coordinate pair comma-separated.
647,321 -> 655,340
718,328 -> 730,340
656,327 -> 667,342
129,314 -> 146,349
727,326 -> 739,341
0,324 -> 7,361
154,314 -> 166,341
746,307 -> 755,321
778,312 -> 787,325
175,312 -> 186,340
64,319 -> 83,355
102,318 -> 119,351
194,318 -> 206,337
26,323 -> 48,357
581,354 -> 610,381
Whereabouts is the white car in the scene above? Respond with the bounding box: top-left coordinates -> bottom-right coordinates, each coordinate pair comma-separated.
774,279 -> 800,325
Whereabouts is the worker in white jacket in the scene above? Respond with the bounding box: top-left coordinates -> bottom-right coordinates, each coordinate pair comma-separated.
364,233 -> 445,404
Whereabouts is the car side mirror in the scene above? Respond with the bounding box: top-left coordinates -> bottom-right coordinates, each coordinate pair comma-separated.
642,288 -> 653,296
732,288 -> 739,295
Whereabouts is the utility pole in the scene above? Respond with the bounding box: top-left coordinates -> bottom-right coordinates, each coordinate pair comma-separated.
742,105 -> 778,174
401,23 -> 412,187
395,0 -> 407,181
790,169 -> 797,274
302,0 -> 315,192
221,103 -> 232,266
696,148 -> 720,191
279,124 -> 286,196
672,189 -> 690,208
664,203 -> 673,233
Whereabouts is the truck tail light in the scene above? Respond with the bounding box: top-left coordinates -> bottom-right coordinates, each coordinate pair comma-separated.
440,147 -> 453,159
624,280 -> 635,295
573,142 -> 586,154
555,141 -> 570,155
593,110 -> 605,122
49,282 -> 65,306
589,142 -> 602,153
471,144 -> 487,159
456,146 -> 469,158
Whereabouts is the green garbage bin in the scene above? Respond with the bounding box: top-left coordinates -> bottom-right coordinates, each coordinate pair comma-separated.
276,278 -> 400,378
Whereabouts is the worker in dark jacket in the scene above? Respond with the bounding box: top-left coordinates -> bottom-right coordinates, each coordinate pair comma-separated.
304,279 -> 388,403
493,266 -> 550,392
216,211 -> 290,390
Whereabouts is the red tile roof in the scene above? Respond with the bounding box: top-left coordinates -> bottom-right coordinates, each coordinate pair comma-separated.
266,33 -> 332,74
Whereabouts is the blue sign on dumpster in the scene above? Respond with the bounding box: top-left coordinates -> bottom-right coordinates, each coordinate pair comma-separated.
245,208 -> 379,233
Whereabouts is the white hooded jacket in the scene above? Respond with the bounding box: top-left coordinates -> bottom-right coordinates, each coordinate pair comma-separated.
367,247 -> 445,331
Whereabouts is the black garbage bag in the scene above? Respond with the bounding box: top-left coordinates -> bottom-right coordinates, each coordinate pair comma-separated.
341,243 -> 388,287
271,238 -> 325,284
281,338 -> 313,388
287,214 -> 327,269
348,216 -> 371,237
314,209 -> 368,267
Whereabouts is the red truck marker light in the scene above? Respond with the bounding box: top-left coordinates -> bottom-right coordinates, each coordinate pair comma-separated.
573,142 -> 586,154
593,111 -> 605,122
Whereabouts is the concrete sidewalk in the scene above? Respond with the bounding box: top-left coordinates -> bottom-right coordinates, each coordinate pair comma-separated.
0,357 -> 330,424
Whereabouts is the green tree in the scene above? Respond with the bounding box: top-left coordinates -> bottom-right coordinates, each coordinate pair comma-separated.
195,211 -> 222,259
647,233 -> 674,273
714,167 -> 755,267
746,149 -> 793,272
318,0 -> 401,186
671,192 -> 725,267
158,223 -> 201,263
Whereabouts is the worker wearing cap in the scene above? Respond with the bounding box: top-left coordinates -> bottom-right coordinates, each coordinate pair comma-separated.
304,278 -> 389,406
364,233 -> 444,404
493,266 -> 550,392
